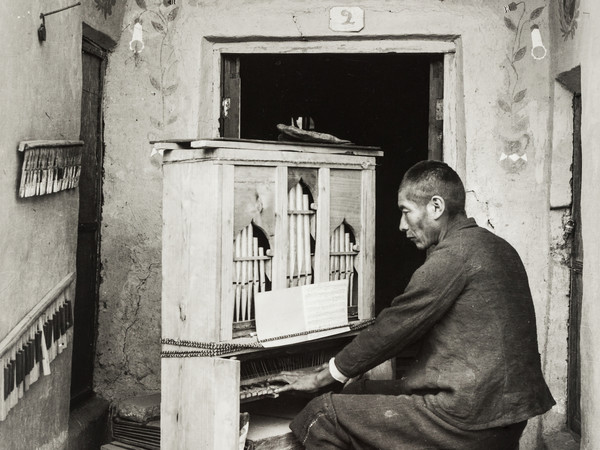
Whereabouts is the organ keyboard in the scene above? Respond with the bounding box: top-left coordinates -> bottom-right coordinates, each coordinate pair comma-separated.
156,138 -> 382,449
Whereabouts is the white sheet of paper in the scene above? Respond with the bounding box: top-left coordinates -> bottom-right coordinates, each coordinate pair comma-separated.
254,279 -> 350,347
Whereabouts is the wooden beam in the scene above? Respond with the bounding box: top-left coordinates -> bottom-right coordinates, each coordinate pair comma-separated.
359,170 -> 376,320
315,168 -> 330,283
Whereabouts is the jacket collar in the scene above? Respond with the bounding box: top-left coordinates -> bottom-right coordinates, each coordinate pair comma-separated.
443,216 -> 477,240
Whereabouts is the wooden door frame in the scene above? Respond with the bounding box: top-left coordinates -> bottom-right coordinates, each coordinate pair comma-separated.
567,92 -> 582,435
202,37 -> 467,180
71,26 -> 114,405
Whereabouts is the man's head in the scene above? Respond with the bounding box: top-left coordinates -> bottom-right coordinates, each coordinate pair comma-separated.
397,161 -> 466,250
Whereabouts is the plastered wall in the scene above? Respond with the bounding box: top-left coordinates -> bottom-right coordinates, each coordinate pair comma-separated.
547,2 -> 600,447
0,1 -> 123,447
99,0 -> 562,447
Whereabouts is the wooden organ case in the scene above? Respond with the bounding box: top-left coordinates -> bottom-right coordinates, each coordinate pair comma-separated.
159,139 -> 382,449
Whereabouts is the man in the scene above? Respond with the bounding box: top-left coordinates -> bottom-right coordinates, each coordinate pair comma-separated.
271,160 -> 555,449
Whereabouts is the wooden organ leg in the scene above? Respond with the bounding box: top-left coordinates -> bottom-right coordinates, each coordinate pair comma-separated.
302,195 -> 312,285
295,185 -> 304,287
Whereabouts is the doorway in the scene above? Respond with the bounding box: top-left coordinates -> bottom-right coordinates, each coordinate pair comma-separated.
221,53 -> 442,310
71,38 -> 106,404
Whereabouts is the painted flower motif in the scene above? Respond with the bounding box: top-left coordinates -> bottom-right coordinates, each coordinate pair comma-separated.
95,0 -> 116,18
558,0 -> 580,40
496,3 -> 544,173
499,134 -> 530,173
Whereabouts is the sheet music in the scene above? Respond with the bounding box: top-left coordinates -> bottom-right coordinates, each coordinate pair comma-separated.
254,280 -> 350,347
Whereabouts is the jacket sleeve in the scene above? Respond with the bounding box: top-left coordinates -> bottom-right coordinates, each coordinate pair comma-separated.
334,244 -> 468,378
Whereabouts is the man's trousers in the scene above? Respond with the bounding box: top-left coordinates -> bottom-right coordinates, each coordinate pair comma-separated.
289,379 -> 527,450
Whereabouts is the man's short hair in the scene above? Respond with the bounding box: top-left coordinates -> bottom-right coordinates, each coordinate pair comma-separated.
399,160 -> 466,217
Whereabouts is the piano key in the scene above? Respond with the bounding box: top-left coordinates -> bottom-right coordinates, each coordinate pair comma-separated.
44,321 -> 52,350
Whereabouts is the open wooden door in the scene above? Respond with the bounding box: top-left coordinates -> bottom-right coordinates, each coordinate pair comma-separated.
567,93 -> 582,435
220,55 -> 241,138
71,38 -> 105,404
428,59 -> 444,161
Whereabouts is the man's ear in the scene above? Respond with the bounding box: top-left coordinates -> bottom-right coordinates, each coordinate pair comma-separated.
428,195 -> 446,220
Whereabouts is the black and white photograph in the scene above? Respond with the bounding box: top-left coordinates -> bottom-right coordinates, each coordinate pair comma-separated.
0,1 -> 596,449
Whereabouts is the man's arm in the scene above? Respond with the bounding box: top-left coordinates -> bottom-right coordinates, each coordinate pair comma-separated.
335,244 -> 467,378
270,242 -> 467,392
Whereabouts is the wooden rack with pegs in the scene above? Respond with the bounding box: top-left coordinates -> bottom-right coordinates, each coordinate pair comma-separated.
17,140 -> 84,198
0,273 -> 74,421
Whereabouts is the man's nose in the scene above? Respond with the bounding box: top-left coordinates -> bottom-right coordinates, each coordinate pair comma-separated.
399,215 -> 408,232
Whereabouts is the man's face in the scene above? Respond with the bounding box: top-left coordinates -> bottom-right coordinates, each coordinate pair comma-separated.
397,188 -> 440,250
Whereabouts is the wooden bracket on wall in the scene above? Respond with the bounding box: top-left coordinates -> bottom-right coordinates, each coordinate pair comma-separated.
17,140 -> 84,198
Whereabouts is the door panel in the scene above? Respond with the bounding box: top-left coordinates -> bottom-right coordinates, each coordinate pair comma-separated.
220,55 -> 241,138
71,40 -> 105,403
567,93 -> 582,435
428,59 -> 444,161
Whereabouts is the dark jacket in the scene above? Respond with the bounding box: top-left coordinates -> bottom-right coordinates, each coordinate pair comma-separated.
334,217 -> 555,430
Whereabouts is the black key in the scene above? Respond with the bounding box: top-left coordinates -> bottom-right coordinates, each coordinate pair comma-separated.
24,342 -> 31,375
59,306 -> 66,336
10,360 -> 15,393
7,361 -> 15,398
53,312 -> 60,342
35,332 -> 43,363
26,340 -> 34,374
44,321 -> 52,350
16,351 -> 23,386
65,300 -> 73,328
3,365 -> 9,400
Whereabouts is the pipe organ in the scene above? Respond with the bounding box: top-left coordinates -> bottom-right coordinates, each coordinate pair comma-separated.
157,139 -> 382,449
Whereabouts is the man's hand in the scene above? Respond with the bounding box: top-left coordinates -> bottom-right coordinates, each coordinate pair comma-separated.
268,363 -> 335,394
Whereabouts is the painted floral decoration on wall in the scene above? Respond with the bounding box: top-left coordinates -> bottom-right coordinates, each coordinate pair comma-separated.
132,0 -> 180,132
497,2 -> 545,173
95,0 -> 116,18
558,0 -> 580,40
